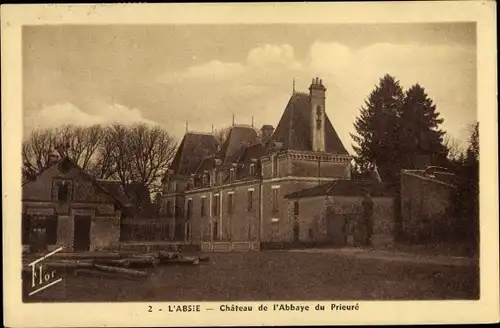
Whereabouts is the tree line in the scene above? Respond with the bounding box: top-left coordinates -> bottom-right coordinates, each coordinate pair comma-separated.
22,123 -> 178,196
351,74 -> 479,244
350,74 -> 449,186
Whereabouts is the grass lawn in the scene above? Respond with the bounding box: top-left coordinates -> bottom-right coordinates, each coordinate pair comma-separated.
24,250 -> 479,302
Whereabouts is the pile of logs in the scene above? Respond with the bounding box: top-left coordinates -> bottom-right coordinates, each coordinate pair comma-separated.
22,251 -> 210,280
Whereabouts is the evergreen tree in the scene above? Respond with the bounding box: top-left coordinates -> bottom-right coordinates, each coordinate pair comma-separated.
351,74 -> 405,187
400,84 -> 448,169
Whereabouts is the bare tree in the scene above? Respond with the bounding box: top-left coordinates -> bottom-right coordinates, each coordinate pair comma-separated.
443,132 -> 463,162
213,127 -> 231,146
107,123 -> 135,187
22,123 -> 177,198
127,123 -> 177,191
467,122 -> 479,161
54,125 -> 104,171
22,128 -> 57,176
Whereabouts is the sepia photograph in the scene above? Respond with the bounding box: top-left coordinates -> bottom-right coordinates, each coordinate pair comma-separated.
2,2 -> 498,327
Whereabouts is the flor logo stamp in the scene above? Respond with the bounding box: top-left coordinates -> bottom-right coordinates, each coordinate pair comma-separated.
28,247 -> 63,296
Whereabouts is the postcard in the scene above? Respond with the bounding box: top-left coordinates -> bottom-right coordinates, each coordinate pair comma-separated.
2,2 -> 498,327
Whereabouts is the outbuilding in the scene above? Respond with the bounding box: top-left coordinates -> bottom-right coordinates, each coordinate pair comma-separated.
22,156 -> 124,253
284,180 -> 395,248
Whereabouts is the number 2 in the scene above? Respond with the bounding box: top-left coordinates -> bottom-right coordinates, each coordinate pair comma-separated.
148,305 -> 152,312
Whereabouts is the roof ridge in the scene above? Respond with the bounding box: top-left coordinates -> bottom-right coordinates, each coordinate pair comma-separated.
186,131 -> 215,137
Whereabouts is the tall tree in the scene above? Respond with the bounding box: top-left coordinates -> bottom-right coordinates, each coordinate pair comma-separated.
127,123 -> 177,192
399,84 -> 447,169
351,74 -> 405,186
54,125 -> 105,172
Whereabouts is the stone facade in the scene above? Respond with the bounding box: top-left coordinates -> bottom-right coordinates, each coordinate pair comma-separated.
22,157 -> 123,252
159,78 -> 357,250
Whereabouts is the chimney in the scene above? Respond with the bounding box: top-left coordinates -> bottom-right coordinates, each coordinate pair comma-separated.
47,150 -> 60,166
309,77 -> 326,152
260,125 -> 275,145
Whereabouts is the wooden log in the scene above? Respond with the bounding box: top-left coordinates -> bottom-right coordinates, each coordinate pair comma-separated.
94,259 -> 131,267
159,256 -> 199,265
128,258 -> 159,268
74,269 -> 145,280
93,264 -> 147,277
52,252 -> 121,260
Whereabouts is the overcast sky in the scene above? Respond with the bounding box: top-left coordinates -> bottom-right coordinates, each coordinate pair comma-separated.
23,23 -> 477,153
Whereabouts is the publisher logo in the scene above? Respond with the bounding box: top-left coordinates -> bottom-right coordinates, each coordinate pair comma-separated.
28,247 -> 63,296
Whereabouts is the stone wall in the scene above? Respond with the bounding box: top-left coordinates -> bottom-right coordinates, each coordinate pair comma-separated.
90,216 -> 121,251
400,172 -> 455,242
280,195 -> 395,248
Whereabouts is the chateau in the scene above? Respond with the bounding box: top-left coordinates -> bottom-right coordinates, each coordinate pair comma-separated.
159,78 -> 372,251
20,77 -> 396,254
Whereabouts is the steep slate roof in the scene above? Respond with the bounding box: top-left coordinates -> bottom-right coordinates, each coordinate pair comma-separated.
195,156 -> 216,174
285,180 -> 392,199
271,92 -> 349,154
169,132 -> 219,175
219,125 -> 260,164
237,143 -> 268,163
97,180 -> 133,207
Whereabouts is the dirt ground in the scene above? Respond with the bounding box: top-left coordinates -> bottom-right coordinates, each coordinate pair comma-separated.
23,250 -> 479,302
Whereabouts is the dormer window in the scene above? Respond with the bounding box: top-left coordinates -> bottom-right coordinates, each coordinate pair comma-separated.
249,164 -> 255,176
203,172 -> 210,187
229,168 -> 236,182
52,179 -> 73,202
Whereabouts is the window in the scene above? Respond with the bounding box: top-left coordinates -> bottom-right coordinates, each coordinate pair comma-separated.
166,200 -> 173,217
249,164 -> 255,176
293,201 -> 299,216
271,222 -> 279,241
227,193 -> 234,214
247,190 -> 254,212
210,172 -> 216,186
186,199 -> 193,220
213,194 -> 220,216
247,223 -> 254,240
272,156 -> 279,177
229,168 -> 236,182
200,197 -> 206,217
185,222 -> 192,242
161,223 -> 171,240
212,220 -> 219,241
33,215 -> 58,245
272,188 -> 280,213
52,179 -> 73,202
